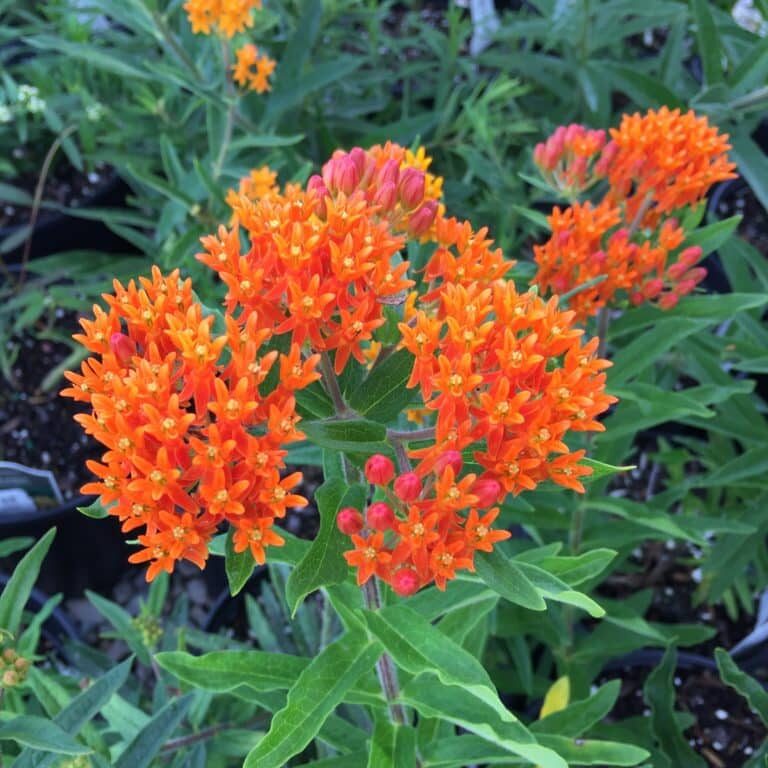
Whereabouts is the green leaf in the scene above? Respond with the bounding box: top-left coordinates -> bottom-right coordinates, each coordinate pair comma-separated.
691,0 -> 724,85
532,681 -> 620,737
367,716 -> 417,768
515,561 -> 605,617
715,648 -> 768,725
229,134 -> 305,151
581,459 -> 635,482
349,350 -> 417,424
536,735 -> 650,765
15,659 -> 133,768
77,499 -> 110,519
731,129 -> 768,214
0,528 -> 55,638
156,649 -> 382,706
364,604 -> 564,766
286,479 -> 360,614
609,64 -> 684,109
536,549 -> 617,586
0,537 -> 33,558
687,215 -> 741,255
644,647 -> 706,768
401,674 -> 566,768
474,549 -> 547,611
86,590 -> 151,666
114,695 -> 193,768
301,418 -> 389,455
225,528 -> 257,596
244,632 -> 381,768
0,716 -> 89,755
0,182 -> 33,206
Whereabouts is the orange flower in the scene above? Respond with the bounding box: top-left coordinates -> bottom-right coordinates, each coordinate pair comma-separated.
343,533 -> 392,585
184,0 -> 262,38
232,44 -> 276,93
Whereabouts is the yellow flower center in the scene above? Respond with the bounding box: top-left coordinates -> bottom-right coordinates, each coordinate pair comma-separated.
150,470 -> 164,484
215,490 -> 229,503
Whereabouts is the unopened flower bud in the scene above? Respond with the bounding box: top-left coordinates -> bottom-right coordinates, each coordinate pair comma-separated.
398,167 -> 425,210
110,332 -> 136,366
392,567 -> 420,596
367,501 -> 395,531
337,507 -> 364,535
434,449 -> 462,476
377,159 -> 400,188
658,292 -> 679,310
642,278 -> 664,299
335,156 -> 360,195
472,477 -> 502,508
373,181 -> 398,211
365,454 -> 395,485
408,200 -> 438,237
394,471 -> 422,502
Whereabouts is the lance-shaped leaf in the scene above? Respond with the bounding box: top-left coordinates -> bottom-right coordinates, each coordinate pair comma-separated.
286,479 -> 363,614
244,632 -> 381,768
0,716 -> 89,756
301,418 -> 390,455
224,528 -> 258,596
349,349 -> 417,424
715,648 -> 768,725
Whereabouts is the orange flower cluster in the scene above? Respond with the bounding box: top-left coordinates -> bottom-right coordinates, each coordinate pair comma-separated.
340,207 -> 616,593
61,267 -> 315,581
233,44 -> 276,93
203,143 -> 442,374
533,108 -> 736,319
224,165 -> 278,219
534,200 -> 706,317
184,0 -> 261,37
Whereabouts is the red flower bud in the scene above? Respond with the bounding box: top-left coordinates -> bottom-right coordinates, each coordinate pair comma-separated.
434,449 -> 462,476
110,333 -> 136,366
393,471 -> 422,502
367,501 -> 395,531
365,454 -> 395,486
377,159 -> 400,188
398,167 -> 426,210
391,567 -> 420,596
408,200 -> 438,237
472,477 -> 502,508
642,278 -> 664,299
658,292 -> 679,310
337,507 -> 364,535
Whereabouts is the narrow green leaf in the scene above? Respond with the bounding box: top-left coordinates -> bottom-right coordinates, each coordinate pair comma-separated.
244,632 -> 381,768
536,549 -> 617,587
515,561 -> 605,617
16,659 -> 133,768
581,459 -> 635,481
285,479 -> 359,613
114,695 -> 193,768
691,0 -> 724,85
225,528 -> 257,596
401,674 -> 566,768
367,715 -> 417,768
86,590 -> 151,666
0,528 -> 55,638
536,735 -> 650,765
644,647 -> 706,767
474,549 -> 547,611
687,215 -> 741,255
0,537 -> 33,558
532,681 -> 621,737
715,648 -> 768,725
78,499 -> 110,519
0,716 -> 89,755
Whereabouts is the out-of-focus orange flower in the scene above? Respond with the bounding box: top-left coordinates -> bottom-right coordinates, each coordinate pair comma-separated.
232,44 -> 276,93
532,108 -> 736,319
184,0 -> 262,38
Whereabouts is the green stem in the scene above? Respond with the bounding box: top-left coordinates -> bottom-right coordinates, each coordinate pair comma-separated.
361,578 -> 408,726
319,353 -> 349,415
569,503 -> 586,555
213,38 -> 235,180
596,307 -> 610,359
151,8 -> 203,80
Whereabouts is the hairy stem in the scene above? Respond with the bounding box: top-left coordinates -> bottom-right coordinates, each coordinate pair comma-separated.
362,578 -> 409,726
387,427 -> 435,442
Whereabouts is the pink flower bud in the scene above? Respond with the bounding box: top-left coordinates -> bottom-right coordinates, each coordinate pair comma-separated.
398,167 -> 426,210
377,159 -> 400,188
408,200 -> 438,237
391,567 -> 420,596
472,477 -> 502,508
658,292 -> 679,310
642,278 -> 664,299
394,472 -> 422,502
307,175 -> 329,216
337,507 -> 364,535
367,501 -> 395,531
336,156 -> 360,195
110,333 -> 136,365
434,449 -> 462,476
349,147 -> 367,177
373,181 -> 398,211
678,246 -> 703,269
365,454 -> 395,486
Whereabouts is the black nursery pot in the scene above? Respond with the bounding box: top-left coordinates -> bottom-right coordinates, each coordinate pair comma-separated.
0,495 -> 132,598
0,174 -> 138,264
